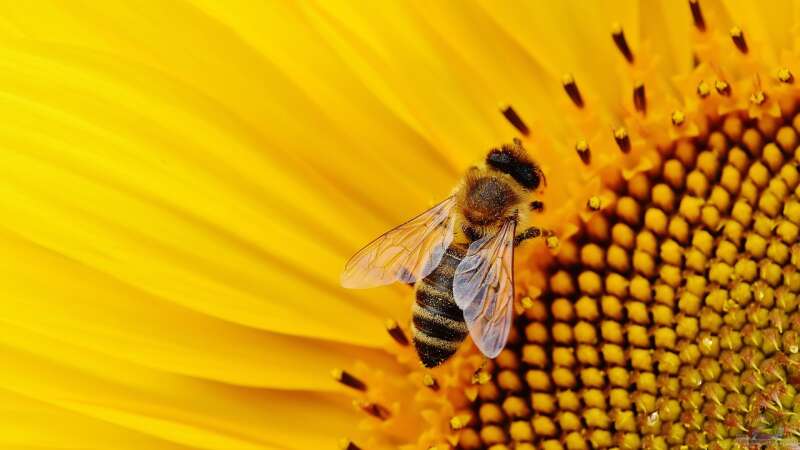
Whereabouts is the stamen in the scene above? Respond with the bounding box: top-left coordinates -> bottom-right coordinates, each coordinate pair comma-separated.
613,126 -> 630,152
355,400 -> 391,420
697,81 -> 711,98
338,439 -> 362,450
545,235 -> 559,249
730,26 -> 748,53
688,0 -> 706,31
331,368 -> 367,391
611,23 -> 634,63
587,196 -> 602,211
778,68 -> 794,84
450,413 -> 472,430
575,138 -> 591,164
472,369 -> 491,385
715,80 -> 731,96
520,297 -> 536,311
671,111 -> 686,126
633,82 -> 647,114
562,73 -> 584,108
422,374 -> 439,391
385,319 -> 409,346
500,105 -> 530,136
750,91 -> 766,105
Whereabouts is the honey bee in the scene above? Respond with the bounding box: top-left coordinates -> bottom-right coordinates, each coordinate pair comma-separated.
341,139 -> 548,367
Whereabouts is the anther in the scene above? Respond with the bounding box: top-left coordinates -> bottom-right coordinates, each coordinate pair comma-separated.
671,111 -> 686,126
778,68 -> 794,84
385,319 -> 409,346
500,105 -> 530,136
611,23 -> 634,63
730,26 -> 748,53
750,91 -> 766,105
633,82 -> 646,114
688,0 -> 706,31
614,126 -> 630,153
423,374 -> 440,391
355,400 -> 391,420
339,439 -> 362,450
715,80 -> 731,96
694,82 -> 709,100
450,413 -> 472,430
562,73 -> 584,108
472,370 -> 491,385
332,368 -> 367,391
575,139 -> 591,164
546,236 -> 560,249
587,196 -> 602,211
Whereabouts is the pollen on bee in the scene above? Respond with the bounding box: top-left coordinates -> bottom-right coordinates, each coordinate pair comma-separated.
562,73 -> 584,108
500,104 -> 530,136
331,368 -> 367,391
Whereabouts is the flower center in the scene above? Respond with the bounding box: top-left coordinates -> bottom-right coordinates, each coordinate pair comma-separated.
335,1 -> 800,449
459,115 -> 800,449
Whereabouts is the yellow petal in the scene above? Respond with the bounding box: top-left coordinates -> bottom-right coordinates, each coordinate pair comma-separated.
0,389 -> 197,450
0,324 -> 359,450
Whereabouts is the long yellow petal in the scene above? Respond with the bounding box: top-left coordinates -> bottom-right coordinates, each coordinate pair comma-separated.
0,324 -> 359,450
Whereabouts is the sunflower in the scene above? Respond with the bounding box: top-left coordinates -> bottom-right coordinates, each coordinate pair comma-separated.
2,1 -> 800,449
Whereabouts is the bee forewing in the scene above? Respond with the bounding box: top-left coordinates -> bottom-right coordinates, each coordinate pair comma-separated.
340,196 -> 457,289
452,219 -> 515,358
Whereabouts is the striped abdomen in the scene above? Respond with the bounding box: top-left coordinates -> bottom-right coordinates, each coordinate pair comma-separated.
411,243 -> 469,368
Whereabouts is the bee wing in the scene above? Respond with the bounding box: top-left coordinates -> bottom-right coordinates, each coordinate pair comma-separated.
341,196 -> 457,288
453,219 -> 515,358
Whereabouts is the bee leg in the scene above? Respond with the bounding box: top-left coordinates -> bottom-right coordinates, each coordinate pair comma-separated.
513,226 -> 542,247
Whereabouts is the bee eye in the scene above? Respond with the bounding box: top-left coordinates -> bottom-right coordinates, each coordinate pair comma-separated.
486,149 -> 513,170
513,164 -> 540,190
486,147 -> 541,190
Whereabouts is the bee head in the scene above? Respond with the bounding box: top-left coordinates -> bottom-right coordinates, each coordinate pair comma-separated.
485,139 -> 545,191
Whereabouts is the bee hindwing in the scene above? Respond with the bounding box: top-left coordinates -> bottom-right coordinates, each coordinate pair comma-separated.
452,219 -> 515,358
341,196 -> 456,288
